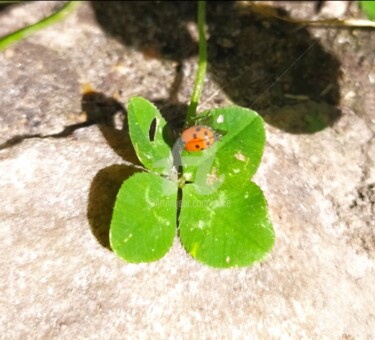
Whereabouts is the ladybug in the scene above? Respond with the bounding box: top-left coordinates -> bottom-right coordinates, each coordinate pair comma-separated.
181,125 -> 217,152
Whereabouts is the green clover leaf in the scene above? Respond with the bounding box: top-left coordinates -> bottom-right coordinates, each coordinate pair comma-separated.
110,98 -> 274,268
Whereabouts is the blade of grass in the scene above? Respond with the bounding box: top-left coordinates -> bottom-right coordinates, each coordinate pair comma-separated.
186,0 -> 207,125
0,1 -> 82,51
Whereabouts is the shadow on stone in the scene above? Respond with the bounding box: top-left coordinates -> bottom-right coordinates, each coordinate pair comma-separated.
81,91 -> 126,127
91,1 -> 197,62
91,1 -> 342,134
81,91 -> 139,164
87,164 -> 138,250
81,91 -> 137,249
0,91 -> 127,151
0,122 -> 94,151
206,3 -> 342,133
152,62 -> 188,133
0,3 -> 17,12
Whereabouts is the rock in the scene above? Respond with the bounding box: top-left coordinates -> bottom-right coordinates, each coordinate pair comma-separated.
0,42 -> 81,143
0,1 -> 374,338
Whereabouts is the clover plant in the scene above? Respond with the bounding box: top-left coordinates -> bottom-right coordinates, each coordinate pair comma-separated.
110,2 -> 274,268
0,0 -> 275,268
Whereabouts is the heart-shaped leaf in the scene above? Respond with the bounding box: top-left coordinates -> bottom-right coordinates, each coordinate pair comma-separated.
179,176 -> 274,268
181,106 -> 265,192
128,97 -> 173,174
110,172 -> 177,262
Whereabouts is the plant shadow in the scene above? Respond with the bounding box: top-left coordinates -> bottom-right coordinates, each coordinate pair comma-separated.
91,1 -> 342,134
206,3 -> 342,133
0,2 -> 18,13
82,91 -> 139,249
0,91 -> 127,151
87,164 -> 137,249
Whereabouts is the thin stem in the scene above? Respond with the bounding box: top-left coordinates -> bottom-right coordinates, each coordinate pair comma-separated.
0,1 -> 82,51
186,0 -> 207,126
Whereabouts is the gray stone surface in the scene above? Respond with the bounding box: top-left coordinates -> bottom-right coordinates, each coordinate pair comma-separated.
1,1 -> 374,338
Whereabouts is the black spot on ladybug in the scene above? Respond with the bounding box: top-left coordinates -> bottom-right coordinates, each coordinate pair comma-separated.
195,144 -> 200,149
195,127 -> 201,132
193,133 -> 197,138
206,141 -> 210,146
204,131 -> 208,135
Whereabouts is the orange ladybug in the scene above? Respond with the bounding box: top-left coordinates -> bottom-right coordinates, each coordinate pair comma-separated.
181,125 -> 217,152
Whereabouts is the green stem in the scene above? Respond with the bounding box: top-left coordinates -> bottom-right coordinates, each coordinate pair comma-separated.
186,0 -> 207,125
0,1 -> 82,51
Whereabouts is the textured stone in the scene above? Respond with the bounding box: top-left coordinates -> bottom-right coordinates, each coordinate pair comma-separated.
0,1 -> 374,338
